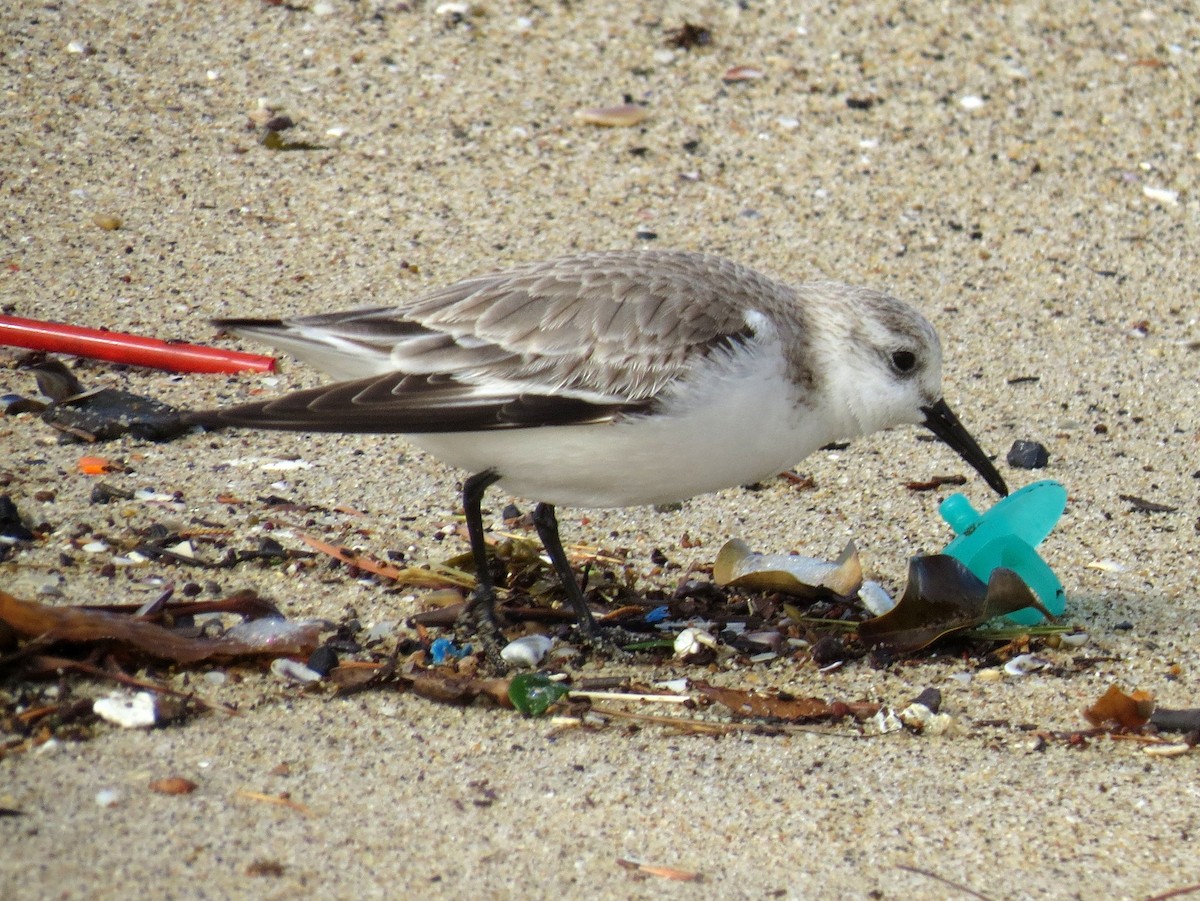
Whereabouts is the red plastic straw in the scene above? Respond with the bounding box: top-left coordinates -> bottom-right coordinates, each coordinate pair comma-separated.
0,315 -> 276,374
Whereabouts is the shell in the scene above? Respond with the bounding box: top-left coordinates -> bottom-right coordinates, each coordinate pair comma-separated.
573,104 -> 650,127
500,634 -> 553,668
93,692 -> 157,728
713,539 -> 862,598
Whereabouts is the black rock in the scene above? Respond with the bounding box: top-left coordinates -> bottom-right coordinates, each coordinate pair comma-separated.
1006,440 -> 1049,469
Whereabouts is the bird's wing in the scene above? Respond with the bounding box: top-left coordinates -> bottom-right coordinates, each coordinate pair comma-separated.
198,251 -> 792,434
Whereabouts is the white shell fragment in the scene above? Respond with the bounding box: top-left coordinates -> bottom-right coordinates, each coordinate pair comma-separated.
960,95 -> 986,110
871,707 -> 904,734
1058,632 -> 1090,648
1143,186 -> 1179,207
93,692 -> 158,728
1004,654 -> 1051,677
573,104 -> 650,127
723,65 -> 765,82
898,702 -> 958,735
1087,559 -> 1128,573
674,627 -> 717,658
1144,743 -> 1193,758
857,580 -> 896,616
500,634 -> 554,668
270,658 -> 323,684
713,539 -> 862,598
95,788 -> 121,808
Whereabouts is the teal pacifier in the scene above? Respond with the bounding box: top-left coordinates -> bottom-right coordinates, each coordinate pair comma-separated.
939,480 -> 1067,625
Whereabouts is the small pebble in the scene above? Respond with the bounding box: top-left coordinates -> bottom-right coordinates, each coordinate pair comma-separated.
95,788 -> 121,808
1006,440 -> 1049,469
960,95 -> 986,110
93,213 -> 122,231
306,644 -> 339,676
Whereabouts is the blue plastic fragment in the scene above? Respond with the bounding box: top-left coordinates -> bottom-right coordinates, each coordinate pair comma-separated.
939,479 -> 1067,625
429,636 -> 471,665
644,605 -> 670,624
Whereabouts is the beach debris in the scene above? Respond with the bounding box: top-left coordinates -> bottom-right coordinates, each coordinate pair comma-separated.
712,538 -> 862,599
664,22 -> 711,49
1055,632 -> 1090,648
148,777 -> 198,795
722,65 -> 765,83
1,319 -> 274,374
1004,654 -> 1051,677
573,104 -> 649,128
939,480 -> 1067,624
857,580 -> 896,616
1143,185 -> 1179,207
673,626 -> 718,659
1145,706 -> 1200,734
508,672 -> 569,716
1006,440 -> 1049,469
692,681 -> 878,723
615,858 -> 700,882
92,213 -> 122,231
1083,685 -> 1155,729
296,532 -> 476,588
16,359 -> 186,442
904,474 -> 967,491
271,657 -> 324,684
429,636 -> 473,665
1078,685 -> 1200,750
1119,493 -> 1178,513
0,393 -> 47,415
898,688 -> 957,734
857,556 -> 1051,654
0,495 -> 35,548
95,789 -> 121,808
0,589 -> 323,666
500,634 -> 553,668
93,692 -> 158,728
960,95 -> 986,110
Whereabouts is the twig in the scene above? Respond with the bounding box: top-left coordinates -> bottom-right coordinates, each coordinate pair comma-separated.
584,704 -> 867,738
567,690 -> 691,704
234,790 -> 314,817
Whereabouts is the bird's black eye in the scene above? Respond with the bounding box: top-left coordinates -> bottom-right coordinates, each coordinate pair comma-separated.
891,350 -> 917,374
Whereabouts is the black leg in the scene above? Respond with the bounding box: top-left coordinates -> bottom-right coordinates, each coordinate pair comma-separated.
531,502 -> 601,638
460,469 -> 504,648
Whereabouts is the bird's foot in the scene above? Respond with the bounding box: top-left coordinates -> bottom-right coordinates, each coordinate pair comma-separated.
572,621 -> 643,661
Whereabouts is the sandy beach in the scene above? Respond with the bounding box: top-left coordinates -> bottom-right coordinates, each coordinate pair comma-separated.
3,1 -> 1199,897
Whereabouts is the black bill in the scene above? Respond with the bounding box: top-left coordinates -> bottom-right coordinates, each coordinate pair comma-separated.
921,398 -> 1008,497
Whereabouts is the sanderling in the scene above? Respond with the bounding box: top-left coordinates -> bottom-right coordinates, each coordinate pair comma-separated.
188,250 -> 1007,651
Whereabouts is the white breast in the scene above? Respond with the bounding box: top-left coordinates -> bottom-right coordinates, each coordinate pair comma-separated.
407,335 -> 846,508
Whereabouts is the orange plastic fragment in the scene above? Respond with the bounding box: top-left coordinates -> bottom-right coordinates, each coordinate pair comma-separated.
77,455 -> 115,475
